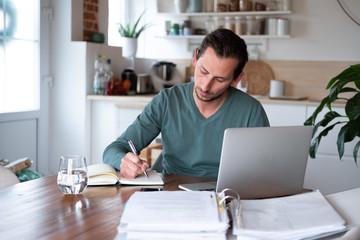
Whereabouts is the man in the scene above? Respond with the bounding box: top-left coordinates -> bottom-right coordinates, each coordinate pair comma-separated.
103,29 -> 269,179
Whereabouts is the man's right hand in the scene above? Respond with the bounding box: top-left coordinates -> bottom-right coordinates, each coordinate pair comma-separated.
120,152 -> 149,179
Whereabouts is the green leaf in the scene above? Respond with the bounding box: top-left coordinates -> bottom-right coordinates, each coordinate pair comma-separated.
312,111 -> 342,137
354,141 -> 360,165
304,97 -> 329,126
309,122 -> 340,158
117,10 -> 151,38
307,64 -> 360,164
337,121 -> 360,159
345,93 -> 360,121
327,64 -> 360,90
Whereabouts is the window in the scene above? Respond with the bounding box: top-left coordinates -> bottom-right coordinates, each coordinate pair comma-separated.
0,0 -> 40,113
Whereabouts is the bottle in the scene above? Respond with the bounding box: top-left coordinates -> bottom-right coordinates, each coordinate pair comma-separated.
104,59 -> 114,95
93,54 -> 106,95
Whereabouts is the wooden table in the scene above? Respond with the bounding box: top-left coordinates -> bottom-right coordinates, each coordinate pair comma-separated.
0,174 -> 215,240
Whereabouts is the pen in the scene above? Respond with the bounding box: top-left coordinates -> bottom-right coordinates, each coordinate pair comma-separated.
128,140 -> 148,178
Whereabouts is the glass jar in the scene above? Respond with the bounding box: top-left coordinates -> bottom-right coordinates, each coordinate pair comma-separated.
235,16 -> 246,35
215,0 -> 228,12
214,16 -> 225,29
266,0 -> 278,11
239,0 -> 253,11
255,16 -> 265,35
205,17 -> 215,33
246,16 -> 256,35
254,0 -> 266,11
229,0 -> 239,11
225,16 -> 235,32
204,0 -> 214,12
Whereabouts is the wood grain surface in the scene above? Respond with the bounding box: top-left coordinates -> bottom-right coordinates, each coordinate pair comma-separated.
242,60 -> 274,96
0,174 -> 215,240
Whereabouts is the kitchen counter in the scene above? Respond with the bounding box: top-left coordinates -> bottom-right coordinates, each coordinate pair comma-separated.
87,94 -> 346,107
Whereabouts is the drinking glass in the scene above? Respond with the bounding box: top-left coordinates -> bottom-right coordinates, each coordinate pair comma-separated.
57,155 -> 88,194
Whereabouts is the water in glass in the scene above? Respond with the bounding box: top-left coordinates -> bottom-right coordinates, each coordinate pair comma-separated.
57,155 -> 88,194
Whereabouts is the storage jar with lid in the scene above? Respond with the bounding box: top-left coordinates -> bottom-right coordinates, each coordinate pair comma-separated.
204,0 -> 214,12
225,16 -> 235,32
254,0 -> 266,11
229,0 -> 239,11
246,16 -> 256,35
239,0 -> 252,11
215,0 -> 228,12
235,16 -> 246,35
214,16 -> 225,29
255,16 -> 265,35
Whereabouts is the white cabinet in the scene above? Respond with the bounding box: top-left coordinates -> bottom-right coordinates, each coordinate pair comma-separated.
304,154 -> 360,195
89,96 -> 151,164
306,106 -> 359,158
260,101 -> 360,195
304,105 -> 360,195
262,103 -> 307,126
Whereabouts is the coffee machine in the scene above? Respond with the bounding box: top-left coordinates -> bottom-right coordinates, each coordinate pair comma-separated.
150,61 -> 183,92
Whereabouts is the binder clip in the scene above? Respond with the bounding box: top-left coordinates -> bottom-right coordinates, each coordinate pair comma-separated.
218,188 -> 242,228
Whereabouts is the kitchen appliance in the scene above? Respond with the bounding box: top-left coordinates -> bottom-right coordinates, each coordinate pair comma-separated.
136,74 -> 153,94
122,69 -> 137,94
150,61 -> 183,92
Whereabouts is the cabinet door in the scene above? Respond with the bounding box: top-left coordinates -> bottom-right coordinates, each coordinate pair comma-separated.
304,154 -> 360,195
91,100 -> 119,165
304,105 -> 360,195
116,107 -> 144,136
262,103 -> 307,126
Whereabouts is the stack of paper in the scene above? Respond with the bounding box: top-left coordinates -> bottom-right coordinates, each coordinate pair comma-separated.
116,191 -> 229,240
230,190 -> 346,240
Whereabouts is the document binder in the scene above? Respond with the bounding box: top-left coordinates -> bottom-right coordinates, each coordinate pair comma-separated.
115,189 -> 346,240
116,191 -> 231,240
228,190 -> 347,240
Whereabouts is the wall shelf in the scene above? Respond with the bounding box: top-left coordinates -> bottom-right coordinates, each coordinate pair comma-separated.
157,10 -> 292,18
155,35 -> 291,39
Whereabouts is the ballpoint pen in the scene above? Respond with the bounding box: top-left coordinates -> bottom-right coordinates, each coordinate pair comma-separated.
128,140 -> 148,178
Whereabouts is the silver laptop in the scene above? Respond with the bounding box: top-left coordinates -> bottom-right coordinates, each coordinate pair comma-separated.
179,126 -> 313,199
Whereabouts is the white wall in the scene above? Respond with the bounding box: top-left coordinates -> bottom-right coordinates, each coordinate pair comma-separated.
49,0 -> 88,174
127,0 -> 360,61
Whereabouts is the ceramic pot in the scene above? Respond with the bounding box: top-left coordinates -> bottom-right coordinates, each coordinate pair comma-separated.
122,37 -> 138,57
174,0 -> 188,13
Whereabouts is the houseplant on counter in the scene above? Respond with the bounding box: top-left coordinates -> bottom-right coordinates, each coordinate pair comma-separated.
117,10 -> 151,58
304,64 -> 360,164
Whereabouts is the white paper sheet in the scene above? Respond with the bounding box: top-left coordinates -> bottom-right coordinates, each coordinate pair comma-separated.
231,190 -> 346,240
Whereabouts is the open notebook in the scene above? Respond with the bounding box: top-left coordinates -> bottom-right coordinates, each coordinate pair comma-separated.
87,163 -> 164,186
179,126 -> 313,199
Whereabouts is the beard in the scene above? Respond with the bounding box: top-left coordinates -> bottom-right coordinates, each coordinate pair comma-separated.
194,86 -> 228,102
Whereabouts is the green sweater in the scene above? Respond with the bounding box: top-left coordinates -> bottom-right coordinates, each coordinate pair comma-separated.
103,82 -> 269,178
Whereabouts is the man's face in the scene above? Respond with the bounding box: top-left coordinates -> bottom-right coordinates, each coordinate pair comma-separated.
192,48 -> 242,102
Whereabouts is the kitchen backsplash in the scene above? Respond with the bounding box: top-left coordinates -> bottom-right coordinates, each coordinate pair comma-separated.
150,58 -> 357,101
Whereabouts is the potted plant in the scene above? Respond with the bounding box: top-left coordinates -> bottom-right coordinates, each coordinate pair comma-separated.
117,10 -> 151,57
304,64 -> 360,164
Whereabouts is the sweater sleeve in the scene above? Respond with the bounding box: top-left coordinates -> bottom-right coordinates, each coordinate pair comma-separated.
102,93 -> 165,171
